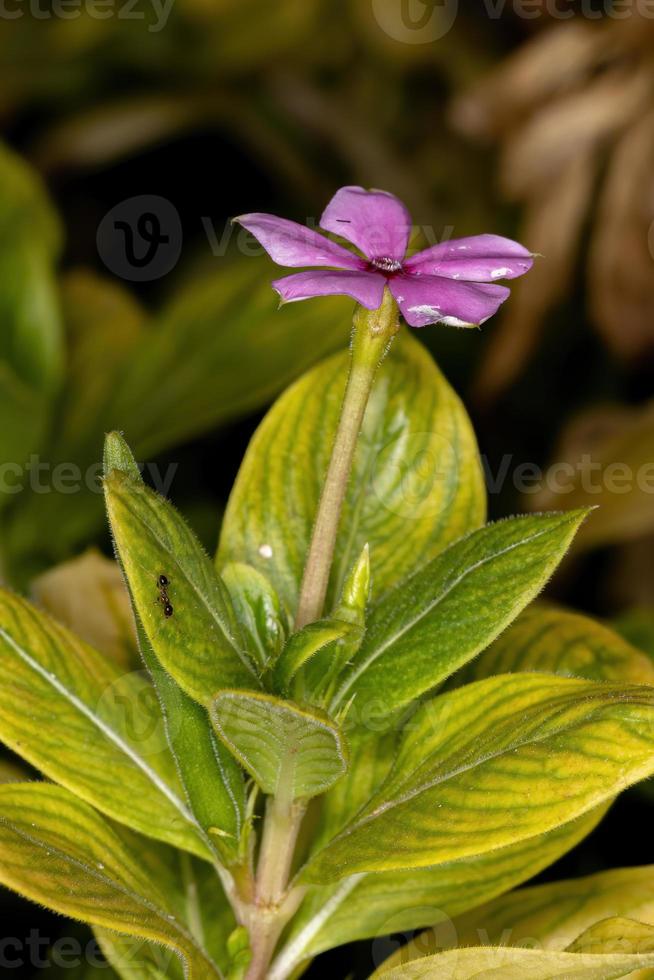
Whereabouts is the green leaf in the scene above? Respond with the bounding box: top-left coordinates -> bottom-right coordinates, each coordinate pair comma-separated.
0,783 -> 222,978
335,544 -> 371,626
332,511 -> 588,721
97,853 -> 237,979
0,142 -> 62,393
104,426 -> 144,481
105,257 -> 349,458
55,271 -> 147,462
104,465 -> 258,706
138,627 -> 247,866
222,562 -> 289,671
96,931 -> 176,980
456,603 -> 654,686
218,332 -> 485,617
272,808 -> 606,976
0,587 -> 207,857
210,691 -> 348,799
0,275 -> 146,575
439,864 -> 654,956
0,362 -> 48,507
302,673 -> 654,883
104,435 -> 247,863
372,920 -> 654,978
272,619 -> 356,699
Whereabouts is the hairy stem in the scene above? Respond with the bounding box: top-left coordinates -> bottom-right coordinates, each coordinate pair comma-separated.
294,289 -> 399,629
244,791 -> 306,980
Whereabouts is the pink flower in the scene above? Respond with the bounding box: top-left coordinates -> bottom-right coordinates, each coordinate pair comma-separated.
234,186 -> 534,328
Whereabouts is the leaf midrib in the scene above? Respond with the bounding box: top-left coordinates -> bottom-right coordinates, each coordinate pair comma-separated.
0,626 -> 200,837
0,814 -> 222,979
317,684 -> 653,856
333,518 -> 573,705
119,484 -> 258,681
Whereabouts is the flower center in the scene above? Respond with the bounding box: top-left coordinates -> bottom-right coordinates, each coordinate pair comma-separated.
370,256 -> 403,274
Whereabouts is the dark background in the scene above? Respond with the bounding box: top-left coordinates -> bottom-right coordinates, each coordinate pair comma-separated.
0,1 -> 653,975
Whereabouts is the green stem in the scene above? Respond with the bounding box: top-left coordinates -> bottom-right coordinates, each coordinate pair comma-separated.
294,289 -> 399,629
245,792 -> 306,980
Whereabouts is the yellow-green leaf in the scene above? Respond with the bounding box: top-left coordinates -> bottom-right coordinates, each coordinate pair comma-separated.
272,619 -> 357,699
0,783 -> 222,979
97,853 -> 236,978
271,808 -> 607,977
105,468 -> 258,706
104,435 -> 247,863
0,587 -> 207,857
373,920 -> 654,978
32,549 -> 139,671
456,603 -> 654,686
331,511 -> 588,722
442,864 -> 654,957
210,691 -> 348,799
302,673 -> 654,883
218,332 -> 485,617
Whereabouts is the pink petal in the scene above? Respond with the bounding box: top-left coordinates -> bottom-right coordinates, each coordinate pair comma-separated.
320,186 -> 412,263
234,213 -> 366,270
389,273 -> 510,328
273,270 -> 386,309
405,234 -> 534,282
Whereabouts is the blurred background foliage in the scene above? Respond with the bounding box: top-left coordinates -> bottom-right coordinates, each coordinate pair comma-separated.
0,0 -> 653,976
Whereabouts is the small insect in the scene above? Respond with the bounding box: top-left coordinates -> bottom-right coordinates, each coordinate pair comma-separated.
156,573 -> 173,618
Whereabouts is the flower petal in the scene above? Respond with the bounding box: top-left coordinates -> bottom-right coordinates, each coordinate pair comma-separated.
405,234 -> 534,282
234,213 -> 365,270
273,270 -> 386,309
389,273 -> 510,328
320,186 -> 412,263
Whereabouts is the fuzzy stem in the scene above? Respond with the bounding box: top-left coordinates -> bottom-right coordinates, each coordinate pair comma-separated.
294,289 -> 399,629
244,792 -> 306,980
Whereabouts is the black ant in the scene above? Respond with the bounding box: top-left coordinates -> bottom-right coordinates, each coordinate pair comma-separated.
156,574 -> 173,618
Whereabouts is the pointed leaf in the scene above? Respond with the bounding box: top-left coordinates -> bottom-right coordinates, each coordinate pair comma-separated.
272,808 -> 606,976
104,434 -> 247,862
332,511 -> 588,720
0,587 -> 207,856
218,332 -> 485,616
303,673 -> 654,882
105,468 -> 258,706
0,783 -> 222,978
273,619 -> 356,698
98,853 -> 237,979
210,691 -> 348,799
